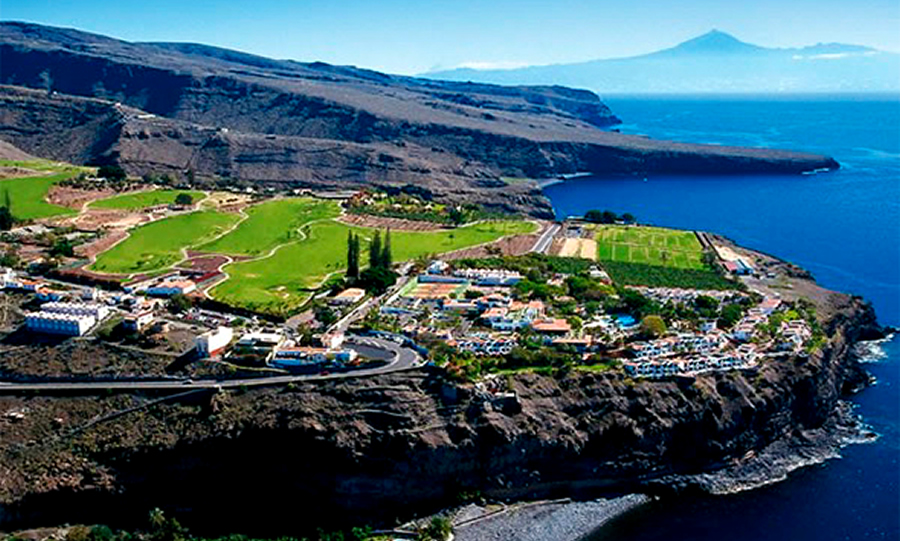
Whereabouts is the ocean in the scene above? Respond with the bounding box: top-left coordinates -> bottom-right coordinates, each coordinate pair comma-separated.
542,95 -> 900,540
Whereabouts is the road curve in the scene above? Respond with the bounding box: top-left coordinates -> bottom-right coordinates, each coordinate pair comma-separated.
0,337 -> 423,394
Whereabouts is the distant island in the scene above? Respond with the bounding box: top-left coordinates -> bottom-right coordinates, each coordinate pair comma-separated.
424,30 -> 900,94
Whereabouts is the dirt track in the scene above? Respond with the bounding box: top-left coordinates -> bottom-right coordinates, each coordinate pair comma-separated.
47,185 -> 116,210
338,213 -> 447,231
442,221 -> 551,260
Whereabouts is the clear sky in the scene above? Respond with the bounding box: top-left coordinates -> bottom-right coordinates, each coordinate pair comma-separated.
2,0 -> 898,75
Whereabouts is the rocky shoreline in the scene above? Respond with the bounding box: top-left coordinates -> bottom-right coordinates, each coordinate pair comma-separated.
453,495 -> 651,541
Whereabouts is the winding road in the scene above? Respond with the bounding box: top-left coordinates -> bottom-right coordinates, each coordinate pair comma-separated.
0,336 -> 422,394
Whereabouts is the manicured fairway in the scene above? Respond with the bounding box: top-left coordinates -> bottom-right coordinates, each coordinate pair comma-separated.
91,189 -> 207,210
0,160 -> 86,220
90,211 -> 241,274
594,225 -> 704,269
211,220 -> 536,315
197,198 -> 341,256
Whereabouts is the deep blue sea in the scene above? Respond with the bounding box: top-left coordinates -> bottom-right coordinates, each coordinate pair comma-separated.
542,95 -> 900,540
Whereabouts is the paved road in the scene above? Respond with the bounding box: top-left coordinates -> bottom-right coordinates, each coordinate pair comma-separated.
0,337 -> 423,394
531,222 -> 561,254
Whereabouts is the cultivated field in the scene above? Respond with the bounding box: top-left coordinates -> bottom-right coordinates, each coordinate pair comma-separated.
0,160 -> 87,220
594,225 -> 704,269
197,198 -> 341,256
90,189 -> 207,210
90,211 -> 241,274
210,219 -> 536,315
558,238 -> 598,260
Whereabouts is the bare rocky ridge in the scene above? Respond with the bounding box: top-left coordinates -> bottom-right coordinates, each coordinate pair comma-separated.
0,22 -> 838,217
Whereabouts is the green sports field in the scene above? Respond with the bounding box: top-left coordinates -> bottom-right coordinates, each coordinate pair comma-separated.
91,189 -> 207,210
90,211 -> 241,274
0,160 -> 87,220
594,225 -> 704,269
197,198 -> 341,256
210,219 -> 536,315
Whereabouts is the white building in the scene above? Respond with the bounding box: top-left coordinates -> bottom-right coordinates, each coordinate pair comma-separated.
40,302 -> 109,321
123,310 -> 155,332
146,280 -> 196,297
195,326 -> 235,358
26,312 -> 95,336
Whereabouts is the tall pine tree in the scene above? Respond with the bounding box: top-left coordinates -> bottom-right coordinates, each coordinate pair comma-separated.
346,231 -> 359,280
382,229 -> 392,270
0,189 -> 13,231
369,230 -> 382,269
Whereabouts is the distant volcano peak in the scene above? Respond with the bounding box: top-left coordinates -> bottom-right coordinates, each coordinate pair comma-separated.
663,29 -> 763,55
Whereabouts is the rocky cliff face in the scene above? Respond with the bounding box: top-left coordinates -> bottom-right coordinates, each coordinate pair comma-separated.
0,22 -> 840,217
0,285 -> 880,536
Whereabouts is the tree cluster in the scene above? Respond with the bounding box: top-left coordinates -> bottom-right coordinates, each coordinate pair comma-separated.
584,209 -> 636,224
346,229 -> 397,294
97,164 -> 127,182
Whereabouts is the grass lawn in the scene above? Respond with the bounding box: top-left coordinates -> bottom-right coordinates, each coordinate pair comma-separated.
0,160 -> 88,220
91,189 -> 207,210
197,198 -> 341,256
211,219 -> 536,316
90,211 -> 241,274
594,225 -> 704,269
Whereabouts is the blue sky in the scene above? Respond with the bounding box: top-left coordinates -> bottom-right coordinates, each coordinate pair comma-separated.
2,0 -> 898,74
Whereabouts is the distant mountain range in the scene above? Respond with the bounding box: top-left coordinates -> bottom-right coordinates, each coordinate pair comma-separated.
425,30 -> 900,93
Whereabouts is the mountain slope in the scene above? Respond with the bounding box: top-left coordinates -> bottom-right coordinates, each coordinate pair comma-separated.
0,23 -> 839,216
425,30 -> 900,93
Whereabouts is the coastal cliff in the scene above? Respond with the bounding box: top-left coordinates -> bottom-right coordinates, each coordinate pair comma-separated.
0,273 -> 881,536
0,22 -> 839,219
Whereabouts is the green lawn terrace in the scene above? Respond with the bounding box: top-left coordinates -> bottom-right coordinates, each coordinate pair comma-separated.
209,219 -> 536,316
82,193 -> 536,316
89,189 -> 207,211
90,211 -> 242,275
593,224 -> 704,269
0,159 -> 90,221
197,198 -> 341,256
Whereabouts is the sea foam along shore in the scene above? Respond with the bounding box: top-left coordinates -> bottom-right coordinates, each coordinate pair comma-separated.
646,399 -> 879,497
453,494 -> 650,541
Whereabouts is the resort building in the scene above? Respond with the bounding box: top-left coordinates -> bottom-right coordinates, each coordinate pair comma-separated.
195,326 -> 235,358
40,302 -> 109,321
450,334 -> 517,356
123,310 -> 155,332
531,318 -> 572,336
232,330 -> 285,362
146,280 -> 197,297
329,288 -> 366,305
25,312 -> 95,336
271,346 -> 357,368
452,268 -> 523,287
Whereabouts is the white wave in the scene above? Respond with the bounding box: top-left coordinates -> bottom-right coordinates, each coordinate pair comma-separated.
854,333 -> 895,363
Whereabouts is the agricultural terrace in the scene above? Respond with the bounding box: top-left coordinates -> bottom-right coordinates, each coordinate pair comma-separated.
90,189 -> 207,210
590,225 -> 740,290
0,159 -> 88,220
90,211 -> 241,274
210,219 -> 536,316
197,198 -> 341,256
594,225 -> 704,269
